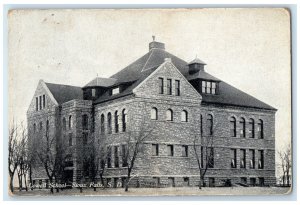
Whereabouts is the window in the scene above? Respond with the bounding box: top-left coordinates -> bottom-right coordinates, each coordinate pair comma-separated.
250,178 -> 256,186
152,144 -> 159,156
115,111 -> 119,133
209,178 -> 215,187
112,87 -> 120,95
166,109 -> 173,121
82,132 -> 88,145
211,82 -> 216,94
167,79 -> 172,95
151,107 -> 158,120
158,77 -> 164,94
33,123 -> 36,133
175,80 -> 180,96
114,146 -> 119,168
258,150 -> 264,169
167,145 -> 174,156
240,149 -> 246,168
202,81 -> 217,94
258,119 -> 264,139
107,147 -> 112,168
122,109 -> 127,132
200,114 -> 203,135
249,149 -> 255,169
100,114 -> 105,134
207,114 -> 213,135
62,118 -> 66,131
241,177 -> 247,184
230,117 -> 237,137
43,95 -> 46,108
231,149 -> 237,168
107,112 -> 112,134
182,145 -> 188,157
91,88 -> 96,97
39,96 -> 42,110
240,118 -> 246,138
207,147 -> 214,168
68,115 -> 72,129
46,120 -> 49,133
68,133 -> 72,146
258,178 -> 264,187
183,177 -> 189,186
39,122 -> 43,131
153,177 -> 160,187
82,114 -> 89,130
249,119 -> 255,138
168,177 -> 175,187
36,97 -> 38,111
121,145 -> 128,167
181,110 -> 188,122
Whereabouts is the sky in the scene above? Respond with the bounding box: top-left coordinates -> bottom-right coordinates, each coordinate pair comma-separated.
8,8 -> 291,175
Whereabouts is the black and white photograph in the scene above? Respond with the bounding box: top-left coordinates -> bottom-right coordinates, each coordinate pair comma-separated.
7,8 -> 292,197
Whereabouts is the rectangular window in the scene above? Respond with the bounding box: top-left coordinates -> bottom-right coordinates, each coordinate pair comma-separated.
182,145 -> 188,157
158,77 -> 164,94
249,149 -> 255,169
112,87 -> 120,95
201,81 -> 206,93
153,177 -> 160,187
258,150 -> 264,169
183,177 -> 189,186
92,88 -> 96,97
211,82 -> 216,94
36,97 -> 38,111
68,133 -> 72,146
167,79 -> 172,95
231,149 -> 237,168
43,95 -> 46,108
240,149 -> 246,168
152,144 -> 159,156
207,147 -> 214,168
175,80 -> 180,96
114,146 -> 119,168
167,145 -> 174,156
121,145 -> 128,167
107,147 -> 112,168
206,81 -> 211,94
241,177 -> 247,185
250,178 -> 256,186
39,96 -> 42,110
82,132 -> 88,145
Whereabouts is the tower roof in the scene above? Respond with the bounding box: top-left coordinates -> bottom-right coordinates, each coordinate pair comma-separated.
188,58 -> 207,65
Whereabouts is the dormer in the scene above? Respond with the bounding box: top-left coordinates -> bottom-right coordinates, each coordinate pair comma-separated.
188,58 -> 206,74
83,77 -> 117,100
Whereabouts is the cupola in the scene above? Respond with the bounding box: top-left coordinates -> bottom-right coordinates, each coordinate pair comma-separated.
188,58 -> 206,74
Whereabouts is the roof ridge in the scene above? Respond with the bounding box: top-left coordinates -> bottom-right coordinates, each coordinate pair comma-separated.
45,82 -> 82,88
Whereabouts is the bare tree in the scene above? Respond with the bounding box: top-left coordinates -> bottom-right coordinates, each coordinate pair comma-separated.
16,125 -> 28,191
123,124 -> 153,192
277,144 -> 292,186
8,120 -> 21,193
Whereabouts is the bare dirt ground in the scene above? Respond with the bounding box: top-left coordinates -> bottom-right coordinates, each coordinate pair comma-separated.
11,186 -> 291,197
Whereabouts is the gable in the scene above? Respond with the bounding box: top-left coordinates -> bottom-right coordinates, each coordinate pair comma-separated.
133,59 -> 202,102
27,80 -> 59,114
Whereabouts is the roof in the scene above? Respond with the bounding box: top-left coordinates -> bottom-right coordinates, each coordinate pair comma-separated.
201,81 -> 276,110
45,82 -> 83,104
187,70 -> 221,82
83,77 -> 117,88
188,58 -> 206,65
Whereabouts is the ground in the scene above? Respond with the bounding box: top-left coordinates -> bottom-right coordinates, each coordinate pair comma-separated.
11,187 -> 291,197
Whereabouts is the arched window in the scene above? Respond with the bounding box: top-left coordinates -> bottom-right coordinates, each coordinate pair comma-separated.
151,107 -> 158,120
33,123 -> 36,133
230,117 -> 236,137
82,114 -> 89,130
100,114 -> 105,134
166,109 -> 173,121
68,115 -> 72,129
258,119 -> 264,139
62,118 -> 66,131
107,112 -> 112,134
115,111 -> 119,133
181,110 -> 188,122
249,118 -> 255,138
240,117 -> 246,138
207,114 -> 213,135
122,109 -> 127,132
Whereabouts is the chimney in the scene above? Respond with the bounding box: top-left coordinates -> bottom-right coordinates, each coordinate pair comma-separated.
149,36 -> 165,51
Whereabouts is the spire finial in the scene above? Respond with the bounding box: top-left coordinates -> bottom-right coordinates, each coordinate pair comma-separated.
152,35 -> 155,41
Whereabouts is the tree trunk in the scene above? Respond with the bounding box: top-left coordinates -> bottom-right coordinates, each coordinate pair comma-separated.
24,174 -> 28,191
198,170 -> 202,189
29,165 -> 33,190
9,173 -> 14,193
100,174 -> 105,188
125,170 -> 131,192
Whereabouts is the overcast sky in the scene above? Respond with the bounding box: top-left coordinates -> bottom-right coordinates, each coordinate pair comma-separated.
8,8 -> 291,168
